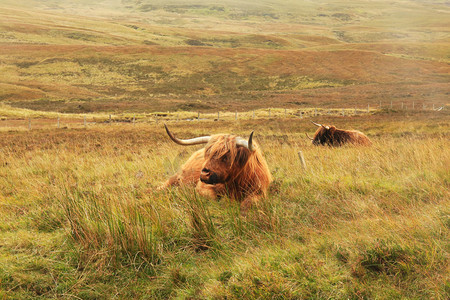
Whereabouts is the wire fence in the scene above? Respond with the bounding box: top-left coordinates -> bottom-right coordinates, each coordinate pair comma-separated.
0,103 -> 446,131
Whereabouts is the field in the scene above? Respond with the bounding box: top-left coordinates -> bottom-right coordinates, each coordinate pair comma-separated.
1,0 -> 449,299
1,111 -> 449,298
1,0 -> 449,113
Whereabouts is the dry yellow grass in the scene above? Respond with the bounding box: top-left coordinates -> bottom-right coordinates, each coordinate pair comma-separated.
0,112 -> 448,298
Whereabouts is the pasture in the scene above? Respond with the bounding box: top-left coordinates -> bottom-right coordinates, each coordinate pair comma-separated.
1,0 -> 449,298
1,111 -> 449,298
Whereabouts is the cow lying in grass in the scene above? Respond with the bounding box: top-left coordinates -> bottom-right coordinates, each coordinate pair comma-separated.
160,124 -> 272,210
306,121 -> 372,146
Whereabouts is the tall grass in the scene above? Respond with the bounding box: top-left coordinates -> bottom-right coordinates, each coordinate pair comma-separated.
0,116 -> 448,298
61,187 -> 162,269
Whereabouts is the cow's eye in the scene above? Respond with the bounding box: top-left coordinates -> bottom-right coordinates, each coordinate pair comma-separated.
221,156 -> 228,163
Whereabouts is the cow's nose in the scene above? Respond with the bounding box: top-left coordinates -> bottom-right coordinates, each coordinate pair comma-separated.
201,168 -> 210,175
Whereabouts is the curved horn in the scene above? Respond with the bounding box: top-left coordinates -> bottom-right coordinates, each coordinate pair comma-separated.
306,133 -> 314,140
236,131 -> 255,151
164,124 -> 211,146
311,121 -> 329,130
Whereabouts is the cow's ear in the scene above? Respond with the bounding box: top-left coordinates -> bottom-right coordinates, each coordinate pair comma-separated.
329,126 -> 337,133
236,147 -> 250,166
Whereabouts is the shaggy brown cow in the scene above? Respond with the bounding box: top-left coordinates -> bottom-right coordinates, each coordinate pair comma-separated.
159,124 -> 272,209
306,121 -> 372,146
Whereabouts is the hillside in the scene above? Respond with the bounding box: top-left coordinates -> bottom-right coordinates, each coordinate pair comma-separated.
0,0 -> 448,113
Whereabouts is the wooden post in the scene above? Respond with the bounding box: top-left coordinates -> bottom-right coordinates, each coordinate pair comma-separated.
268,108 -> 271,118
109,114 -> 112,124
84,115 -> 87,127
253,110 -> 255,119
235,111 -> 237,121
298,151 -> 307,170
314,108 -> 317,117
342,109 -> 345,116
284,108 -> 287,117
198,112 -> 200,120
390,100 -> 393,109
57,116 -> 60,128
217,111 -> 220,121
133,115 -> 136,126
28,118 -> 31,130
354,107 -> 357,115
412,102 -> 415,110
367,104 -> 370,113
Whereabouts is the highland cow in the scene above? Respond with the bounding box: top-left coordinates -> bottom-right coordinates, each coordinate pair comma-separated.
159,124 -> 272,210
306,121 -> 372,146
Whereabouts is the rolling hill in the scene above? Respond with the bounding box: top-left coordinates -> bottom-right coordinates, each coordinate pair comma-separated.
0,0 -> 448,113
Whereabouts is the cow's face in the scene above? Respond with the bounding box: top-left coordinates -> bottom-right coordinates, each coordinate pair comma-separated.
313,125 -> 336,145
162,125 -> 255,184
200,137 -> 250,185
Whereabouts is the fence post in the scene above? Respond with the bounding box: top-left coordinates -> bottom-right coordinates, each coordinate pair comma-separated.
342,109 -> 345,116
133,114 -> 136,125
314,108 -> 317,117
298,151 -> 307,170
84,115 -> 87,128
367,104 -> 370,113
412,102 -> 415,110
354,107 -> 357,115
217,111 -> 220,121
284,108 -> 287,117
57,116 -> 60,128
235,111 -> 237,121
109,114 -> 112,124
252,110 -> 255,119
198,112 -> 200,120
269,108 -> 271,118
28,118 -> 31,130
390,100 -> 393,109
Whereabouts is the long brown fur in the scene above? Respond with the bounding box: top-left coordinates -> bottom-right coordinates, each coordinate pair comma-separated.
160,134 -> 272,209
311,125 -> 372,146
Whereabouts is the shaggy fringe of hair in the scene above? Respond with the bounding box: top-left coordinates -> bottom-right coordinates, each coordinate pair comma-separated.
206,135 -> 272,199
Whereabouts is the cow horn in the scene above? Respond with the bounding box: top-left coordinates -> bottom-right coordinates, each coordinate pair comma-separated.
311,121 -> 329,130
306,133 -> 314,140
236,131 -> 255,152
164,124 -> 211,146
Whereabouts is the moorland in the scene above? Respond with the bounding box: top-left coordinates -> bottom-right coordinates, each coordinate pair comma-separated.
0,0 -> 449,299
